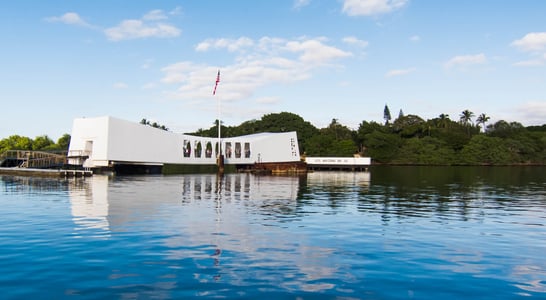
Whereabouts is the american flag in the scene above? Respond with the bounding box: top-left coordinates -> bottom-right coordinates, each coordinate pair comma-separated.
213,70 -> 220,95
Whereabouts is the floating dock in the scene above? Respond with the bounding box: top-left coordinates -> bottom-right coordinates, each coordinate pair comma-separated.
0,167 -> 92,178
304,157 -> 371,171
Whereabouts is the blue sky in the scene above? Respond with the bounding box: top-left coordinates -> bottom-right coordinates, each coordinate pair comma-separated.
1,0 -> 545,140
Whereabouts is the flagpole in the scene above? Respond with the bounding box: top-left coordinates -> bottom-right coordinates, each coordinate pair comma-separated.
217,90 -> 221,153
213,70 -> 224,173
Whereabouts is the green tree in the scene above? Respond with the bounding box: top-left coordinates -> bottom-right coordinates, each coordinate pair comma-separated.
460,109 -> 475,136
383,104 -> 392,125
304,118 -> 356,156
392,114 -> 426,138
487,120 -> 525,138
0,135 -> 33,153
32,135 -> 54,151
57,134 -> 71,151
393,137 -> 455,165
459,109 -> 474,126
323,118 -> 353,140
364,130 -> 402,163
438,113 -> 450,129
476,113 -> 490,132
432,127 -> 471,151
459,135 -> 512,165
305,134 -> 335,156
140,118 -> 168,131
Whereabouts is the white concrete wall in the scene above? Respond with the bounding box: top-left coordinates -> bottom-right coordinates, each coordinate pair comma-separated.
67,116 -> 110,167
106,117 -> 185,164
243,132 -> 300,163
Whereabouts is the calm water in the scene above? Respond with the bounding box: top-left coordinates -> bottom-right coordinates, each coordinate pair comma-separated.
0,166 -> 545,299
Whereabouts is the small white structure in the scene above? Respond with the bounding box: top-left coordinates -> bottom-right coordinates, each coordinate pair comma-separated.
67,116 -> 300,170
305,156 -> 371,171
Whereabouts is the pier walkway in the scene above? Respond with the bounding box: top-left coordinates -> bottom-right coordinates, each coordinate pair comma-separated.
0,150 -> 66,168
0,150 -> 92,178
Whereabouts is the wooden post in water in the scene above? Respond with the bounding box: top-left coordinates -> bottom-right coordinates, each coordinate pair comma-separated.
217,154 -> 224,174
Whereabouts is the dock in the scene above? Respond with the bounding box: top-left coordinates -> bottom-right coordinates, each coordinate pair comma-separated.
0,167 -> 92,178
304,156 -> 371,171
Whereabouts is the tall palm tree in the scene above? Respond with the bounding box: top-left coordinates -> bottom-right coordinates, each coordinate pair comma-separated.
459,110 -> 474,126
460,109 -> 475,135
476,113 -> 490,132
438,113 -> 450,128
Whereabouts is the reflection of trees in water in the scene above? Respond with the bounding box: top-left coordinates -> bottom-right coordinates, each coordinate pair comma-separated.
356,166 -> 546,222
297,166 -> 546,221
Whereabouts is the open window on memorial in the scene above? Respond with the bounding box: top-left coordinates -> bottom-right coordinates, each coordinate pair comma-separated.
183,140 -> 191,157
195,141 -> 202,158
225,142 -> 232,158
235,142 -> 241,158
205,142 -> 213,158
244,142 -> 250,158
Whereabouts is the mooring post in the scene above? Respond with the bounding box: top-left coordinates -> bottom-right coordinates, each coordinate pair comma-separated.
217,154 -> 225,174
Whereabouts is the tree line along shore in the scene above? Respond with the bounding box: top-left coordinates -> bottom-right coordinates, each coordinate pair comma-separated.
2,109 -> 545,166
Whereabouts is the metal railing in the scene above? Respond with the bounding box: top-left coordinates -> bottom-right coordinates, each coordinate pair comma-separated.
0,150 -> 67,169
67,150 -> 91,158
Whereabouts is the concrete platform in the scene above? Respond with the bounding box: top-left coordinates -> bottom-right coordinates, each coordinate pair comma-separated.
0,167 -> 92,178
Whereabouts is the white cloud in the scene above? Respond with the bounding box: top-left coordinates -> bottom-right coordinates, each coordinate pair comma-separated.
256,97 -> 280,104
143,10 -> 168,21
444,53 -> 487,69
160,36 -> 353,112
386,67 -> 415,77
409,35 -> 420,42
195,37 -> 254,52
113,82 -> 128,89
515,101 -> 546,125
161,62 -> 196,84
285,39 -> 352,64
293,0 -> 311,9
141,59 -> 154,69
45,12 -> 92,28
342,0 -> 408,16
511,32 -> 546,52
142,82 -> 157,89
512,59 -> 544,67
196,36 -> 351,65
342,36 -> 369,48
105,20 -> 180,41
511,32 -> 546,67
170,6 -> 183,16
104,10 -> 181,41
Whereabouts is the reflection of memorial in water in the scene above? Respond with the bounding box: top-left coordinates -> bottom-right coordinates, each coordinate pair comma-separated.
177,174 -> 341,289
180,173 -> 300,206
67,174 -> 302,236
68,176 -> 110,236
65,173 -> 370,292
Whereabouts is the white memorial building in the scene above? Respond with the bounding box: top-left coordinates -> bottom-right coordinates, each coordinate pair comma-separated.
67,116 -> 301,173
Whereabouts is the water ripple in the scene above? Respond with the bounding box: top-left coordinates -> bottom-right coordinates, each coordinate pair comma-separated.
1,168 -> 545,299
